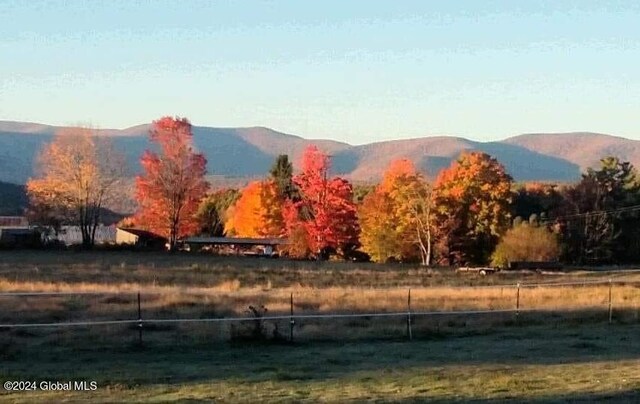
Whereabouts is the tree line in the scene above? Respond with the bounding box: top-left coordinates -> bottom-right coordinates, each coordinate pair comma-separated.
26,117 -> 640,266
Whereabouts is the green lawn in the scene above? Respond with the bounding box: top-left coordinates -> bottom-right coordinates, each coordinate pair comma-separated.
2,322 -> 639,403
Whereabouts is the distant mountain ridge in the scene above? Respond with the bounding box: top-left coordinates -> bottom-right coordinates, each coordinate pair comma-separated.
1,120 -> 639,185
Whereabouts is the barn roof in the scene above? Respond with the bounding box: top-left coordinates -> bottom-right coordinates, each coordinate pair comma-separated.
117,228 -> 166,240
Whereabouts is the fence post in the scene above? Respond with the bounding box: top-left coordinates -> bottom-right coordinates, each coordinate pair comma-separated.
289,292 -> 295,342
407,289 -> 413,341
608,278 -> 613,324
515,283 -> 520,321
137,291 -> 143,346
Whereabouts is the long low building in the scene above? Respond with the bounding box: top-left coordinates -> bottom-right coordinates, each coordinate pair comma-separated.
183,237 -> 289,246
183,236 -> 289,256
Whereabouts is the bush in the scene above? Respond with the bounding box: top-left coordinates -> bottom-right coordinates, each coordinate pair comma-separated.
491,223 -> 560,268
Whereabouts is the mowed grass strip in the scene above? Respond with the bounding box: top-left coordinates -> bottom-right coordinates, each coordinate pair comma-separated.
1,323 -> 639,403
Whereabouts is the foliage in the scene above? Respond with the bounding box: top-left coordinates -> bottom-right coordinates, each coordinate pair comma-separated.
196,188 -> 240,236
225,180 -> 284,237
26,127 -> 125,246
512,182 -> 563,225
269,154 -> 298,200
359,191 -> 398,263
134,117 -> 209,248
556,157 -> 640,264
353,183 -> 376,204
280,220 -> 312,259
359,159 -> 432,265
491,223 -> 560,268
432,152 -> 513,265
285,145 -> 360,259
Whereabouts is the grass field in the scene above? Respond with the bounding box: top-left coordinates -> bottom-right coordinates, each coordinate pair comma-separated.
1,250 -> 640,402
2,323 -> 640,402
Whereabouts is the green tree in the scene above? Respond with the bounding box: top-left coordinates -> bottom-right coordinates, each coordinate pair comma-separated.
269,154 -> 297,200
557,157 -> 640,264
196,188 -> 240,236
512,182 -> 563,225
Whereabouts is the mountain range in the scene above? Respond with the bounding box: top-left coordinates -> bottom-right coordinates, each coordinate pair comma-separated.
2,120 -> 640,186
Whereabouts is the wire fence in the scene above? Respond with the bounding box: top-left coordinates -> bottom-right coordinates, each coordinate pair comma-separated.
1,278 -> 638,345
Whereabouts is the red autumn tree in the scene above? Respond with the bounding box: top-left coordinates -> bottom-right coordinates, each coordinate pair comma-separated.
135,117 -> 209,249
285,145 -> 359,259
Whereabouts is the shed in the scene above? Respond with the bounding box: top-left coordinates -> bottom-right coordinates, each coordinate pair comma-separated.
116,228 -> 166,248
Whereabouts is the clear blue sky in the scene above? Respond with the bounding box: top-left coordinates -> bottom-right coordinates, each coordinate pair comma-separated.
1,0 -> 639,144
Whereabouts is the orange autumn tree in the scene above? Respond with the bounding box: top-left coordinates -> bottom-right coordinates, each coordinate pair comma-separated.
359,159 -> 432,264
432,151 -> 512,265
26,127 -> 124,247
135,117 -> 209,249
285,145 -> 359,259
225,180 -> 285,237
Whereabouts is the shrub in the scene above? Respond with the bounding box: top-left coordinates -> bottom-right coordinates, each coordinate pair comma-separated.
491,223 -> 560,268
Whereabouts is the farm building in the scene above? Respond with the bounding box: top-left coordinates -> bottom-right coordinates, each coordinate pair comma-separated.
183,236 -> 288,256
46,225 -> 117,246
116,228 -> 167,249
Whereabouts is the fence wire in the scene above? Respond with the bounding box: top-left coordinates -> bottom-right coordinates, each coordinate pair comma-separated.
0,278 -> 635,331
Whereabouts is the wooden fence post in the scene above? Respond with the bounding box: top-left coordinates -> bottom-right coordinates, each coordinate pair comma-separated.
289,292 -> 295,342
608,279 -> 613,324
516,283 -> 520,321
407,289 -> 413,341
137,291 -> 143,346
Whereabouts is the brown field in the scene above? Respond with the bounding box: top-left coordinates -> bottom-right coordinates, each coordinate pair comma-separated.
1,250 -> 640,342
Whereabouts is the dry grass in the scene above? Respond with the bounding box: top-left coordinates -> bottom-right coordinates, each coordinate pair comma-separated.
1,250 -> 640,343
1,277 -> 639,315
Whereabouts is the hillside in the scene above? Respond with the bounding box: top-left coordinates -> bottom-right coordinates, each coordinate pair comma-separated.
2,121 -> 639,186
0,181 -> 27,216
503,132 -> 640,172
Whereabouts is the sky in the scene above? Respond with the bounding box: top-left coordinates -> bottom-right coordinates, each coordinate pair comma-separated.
1,0 -> 639,144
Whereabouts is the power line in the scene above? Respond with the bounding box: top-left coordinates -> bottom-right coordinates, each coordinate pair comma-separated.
541,204 -> 640,223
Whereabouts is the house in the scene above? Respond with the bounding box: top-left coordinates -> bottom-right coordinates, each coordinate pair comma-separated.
116,228 -> 167,249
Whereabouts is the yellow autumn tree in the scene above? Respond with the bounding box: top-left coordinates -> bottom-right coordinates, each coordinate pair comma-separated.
432,151 -> 513,265
359,159 -> 432,265
225,180 -> 285,237
26,127 -> 125,247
